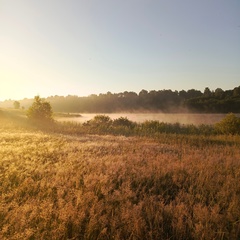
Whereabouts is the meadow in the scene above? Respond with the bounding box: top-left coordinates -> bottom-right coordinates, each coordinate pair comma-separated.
0,110 -> 240,239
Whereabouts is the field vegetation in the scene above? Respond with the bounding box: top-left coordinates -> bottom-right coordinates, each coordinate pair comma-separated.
1,109 -> 240,239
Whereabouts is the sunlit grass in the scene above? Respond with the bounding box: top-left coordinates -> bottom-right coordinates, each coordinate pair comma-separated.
0,110 -> 240,239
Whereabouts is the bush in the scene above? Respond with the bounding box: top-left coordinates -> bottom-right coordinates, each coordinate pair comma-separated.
215,113 -> 240,134
113,117 -> 135,129
84,115 -> 112,127
139,121 -> 173,135
91,115 -> 112,124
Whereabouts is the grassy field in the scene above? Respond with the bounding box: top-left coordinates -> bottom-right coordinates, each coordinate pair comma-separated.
0,110 -> 240,239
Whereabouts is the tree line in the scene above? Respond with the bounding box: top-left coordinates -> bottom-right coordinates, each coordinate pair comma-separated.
1,86 -> 240,113
43,86 -> 240,113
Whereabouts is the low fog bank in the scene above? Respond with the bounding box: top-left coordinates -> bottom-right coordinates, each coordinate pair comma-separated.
57,113 -> 240,126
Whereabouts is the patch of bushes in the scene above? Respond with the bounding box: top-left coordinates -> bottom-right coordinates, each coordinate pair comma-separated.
215,113 -> 240,134
53,114 -> 240,137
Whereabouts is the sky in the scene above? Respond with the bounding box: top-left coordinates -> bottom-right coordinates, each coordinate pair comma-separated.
0,0 -> 240,101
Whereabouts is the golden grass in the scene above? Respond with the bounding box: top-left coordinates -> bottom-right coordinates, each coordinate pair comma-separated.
0,115 -> 240,239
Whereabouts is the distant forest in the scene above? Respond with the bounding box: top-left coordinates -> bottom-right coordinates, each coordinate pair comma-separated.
1,86 -> 240,113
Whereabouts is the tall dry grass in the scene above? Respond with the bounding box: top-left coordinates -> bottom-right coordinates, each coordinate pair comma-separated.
0,112 -> 240,239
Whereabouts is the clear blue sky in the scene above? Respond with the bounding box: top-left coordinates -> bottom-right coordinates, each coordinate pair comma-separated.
0,0 -> 239,100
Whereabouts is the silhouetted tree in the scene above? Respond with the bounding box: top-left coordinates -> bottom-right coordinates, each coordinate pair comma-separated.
179,90 -> 188,99
214,88 -> 224,98
233,86 -> 240,97
139,89 -> 148,97
186,89 -> 203,99
204,87 -> 212,98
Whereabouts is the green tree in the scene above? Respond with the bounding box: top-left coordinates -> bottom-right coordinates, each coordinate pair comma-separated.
13,101 -> 20,109
27,96 -> 53,122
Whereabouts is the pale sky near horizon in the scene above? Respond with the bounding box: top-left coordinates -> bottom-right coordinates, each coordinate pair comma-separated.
0,0 -> 240,101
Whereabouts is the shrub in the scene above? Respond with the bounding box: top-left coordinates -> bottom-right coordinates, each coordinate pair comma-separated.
113,117 -> 135,129
139,121 -> 175,135
82,115 -> 112,134
84,115 -> 112,127
91,115 -> 112,124
215,113 -> 240,134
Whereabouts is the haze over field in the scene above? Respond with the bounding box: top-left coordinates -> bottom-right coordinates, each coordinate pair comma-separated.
0,0 -> 240,101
